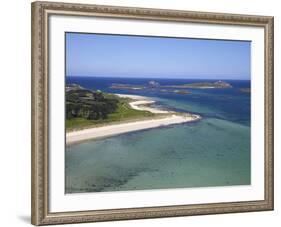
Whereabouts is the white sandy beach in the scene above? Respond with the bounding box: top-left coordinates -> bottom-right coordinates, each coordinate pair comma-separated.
116,94 -> 169,114
66,94 -> 200,145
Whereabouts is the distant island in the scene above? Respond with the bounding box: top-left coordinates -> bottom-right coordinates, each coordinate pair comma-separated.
162,80 -> 232,89
111,80 -> 232,91
110,83 -> 145,90
66,84 -> 200,144
239,88 -> 251,93
173,90 -> 190,94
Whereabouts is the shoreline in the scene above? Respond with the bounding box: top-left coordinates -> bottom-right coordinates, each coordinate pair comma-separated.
66,94 -> 201,145
115,94 -> 170,114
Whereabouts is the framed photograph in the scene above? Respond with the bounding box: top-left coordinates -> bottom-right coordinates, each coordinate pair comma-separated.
31,1 -> 274,225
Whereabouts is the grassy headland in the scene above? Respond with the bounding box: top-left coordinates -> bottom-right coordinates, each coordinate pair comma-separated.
66,84 -> 154,131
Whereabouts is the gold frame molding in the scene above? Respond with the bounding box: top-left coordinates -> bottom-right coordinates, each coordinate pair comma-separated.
31,1 -> 274,225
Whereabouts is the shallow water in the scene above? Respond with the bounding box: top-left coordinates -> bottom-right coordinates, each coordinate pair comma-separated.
65,77 -> 251,193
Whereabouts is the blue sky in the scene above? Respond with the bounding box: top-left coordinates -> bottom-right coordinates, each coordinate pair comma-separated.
66,32 -> 251,80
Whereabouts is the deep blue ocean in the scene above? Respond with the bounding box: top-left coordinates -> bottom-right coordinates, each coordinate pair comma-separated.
66,76 -> 251,193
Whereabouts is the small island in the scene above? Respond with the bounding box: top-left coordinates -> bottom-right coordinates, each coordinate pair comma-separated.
239,88 -> 251,93
173,90 -> 190,94
110,80 -> 232,91
162,80 -> 232,89
110,83 -> 145,90
66,84 -> 200,144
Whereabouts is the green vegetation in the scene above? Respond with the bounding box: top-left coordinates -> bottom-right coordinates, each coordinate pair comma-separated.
66,87 -> 119,120
66,84 -> 154,131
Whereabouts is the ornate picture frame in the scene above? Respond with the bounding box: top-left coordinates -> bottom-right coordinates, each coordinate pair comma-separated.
31,1 -> 273,225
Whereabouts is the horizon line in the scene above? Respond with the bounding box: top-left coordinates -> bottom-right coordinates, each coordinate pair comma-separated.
66,75 -> 250,81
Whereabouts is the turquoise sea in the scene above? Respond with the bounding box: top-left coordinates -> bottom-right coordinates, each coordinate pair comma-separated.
65,77 -> 251,193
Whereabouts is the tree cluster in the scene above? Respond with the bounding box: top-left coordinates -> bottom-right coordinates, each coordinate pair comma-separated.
66,88 -> 118,120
